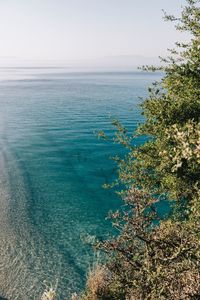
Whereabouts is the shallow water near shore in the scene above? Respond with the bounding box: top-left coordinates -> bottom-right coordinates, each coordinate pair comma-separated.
0,69 -> 161,299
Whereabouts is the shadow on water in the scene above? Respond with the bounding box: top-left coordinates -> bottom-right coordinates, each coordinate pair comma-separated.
0,296 -> 8,300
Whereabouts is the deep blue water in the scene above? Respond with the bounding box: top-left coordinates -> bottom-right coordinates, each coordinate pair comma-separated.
0,69 -> 161,299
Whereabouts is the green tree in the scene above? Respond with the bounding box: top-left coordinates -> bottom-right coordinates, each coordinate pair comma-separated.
80,1 -> 200,299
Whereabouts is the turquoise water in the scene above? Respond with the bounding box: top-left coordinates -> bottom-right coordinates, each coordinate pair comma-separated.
0,69 -> 160,299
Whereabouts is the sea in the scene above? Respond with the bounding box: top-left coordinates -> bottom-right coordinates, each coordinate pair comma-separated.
0,68 -> 161,300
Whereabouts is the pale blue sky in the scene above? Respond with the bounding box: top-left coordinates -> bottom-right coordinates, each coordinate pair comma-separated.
0,0 -> 188,66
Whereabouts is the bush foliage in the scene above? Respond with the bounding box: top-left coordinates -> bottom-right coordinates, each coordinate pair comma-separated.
80,1 -> 200,299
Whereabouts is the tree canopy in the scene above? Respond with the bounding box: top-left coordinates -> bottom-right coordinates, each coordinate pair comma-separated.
79,1 -> 200,299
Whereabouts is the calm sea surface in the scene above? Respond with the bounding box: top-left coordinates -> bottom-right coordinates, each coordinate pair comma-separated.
0,68 -> 161,299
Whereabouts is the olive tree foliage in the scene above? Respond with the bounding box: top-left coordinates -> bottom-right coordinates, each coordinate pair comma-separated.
80,1 -> 200,299
110,0 -> 200,205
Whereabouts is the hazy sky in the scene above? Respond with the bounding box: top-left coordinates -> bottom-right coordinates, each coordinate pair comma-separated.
0,0 -> 188,65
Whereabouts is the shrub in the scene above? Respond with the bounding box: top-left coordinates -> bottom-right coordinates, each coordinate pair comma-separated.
81,1 -> 200,299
